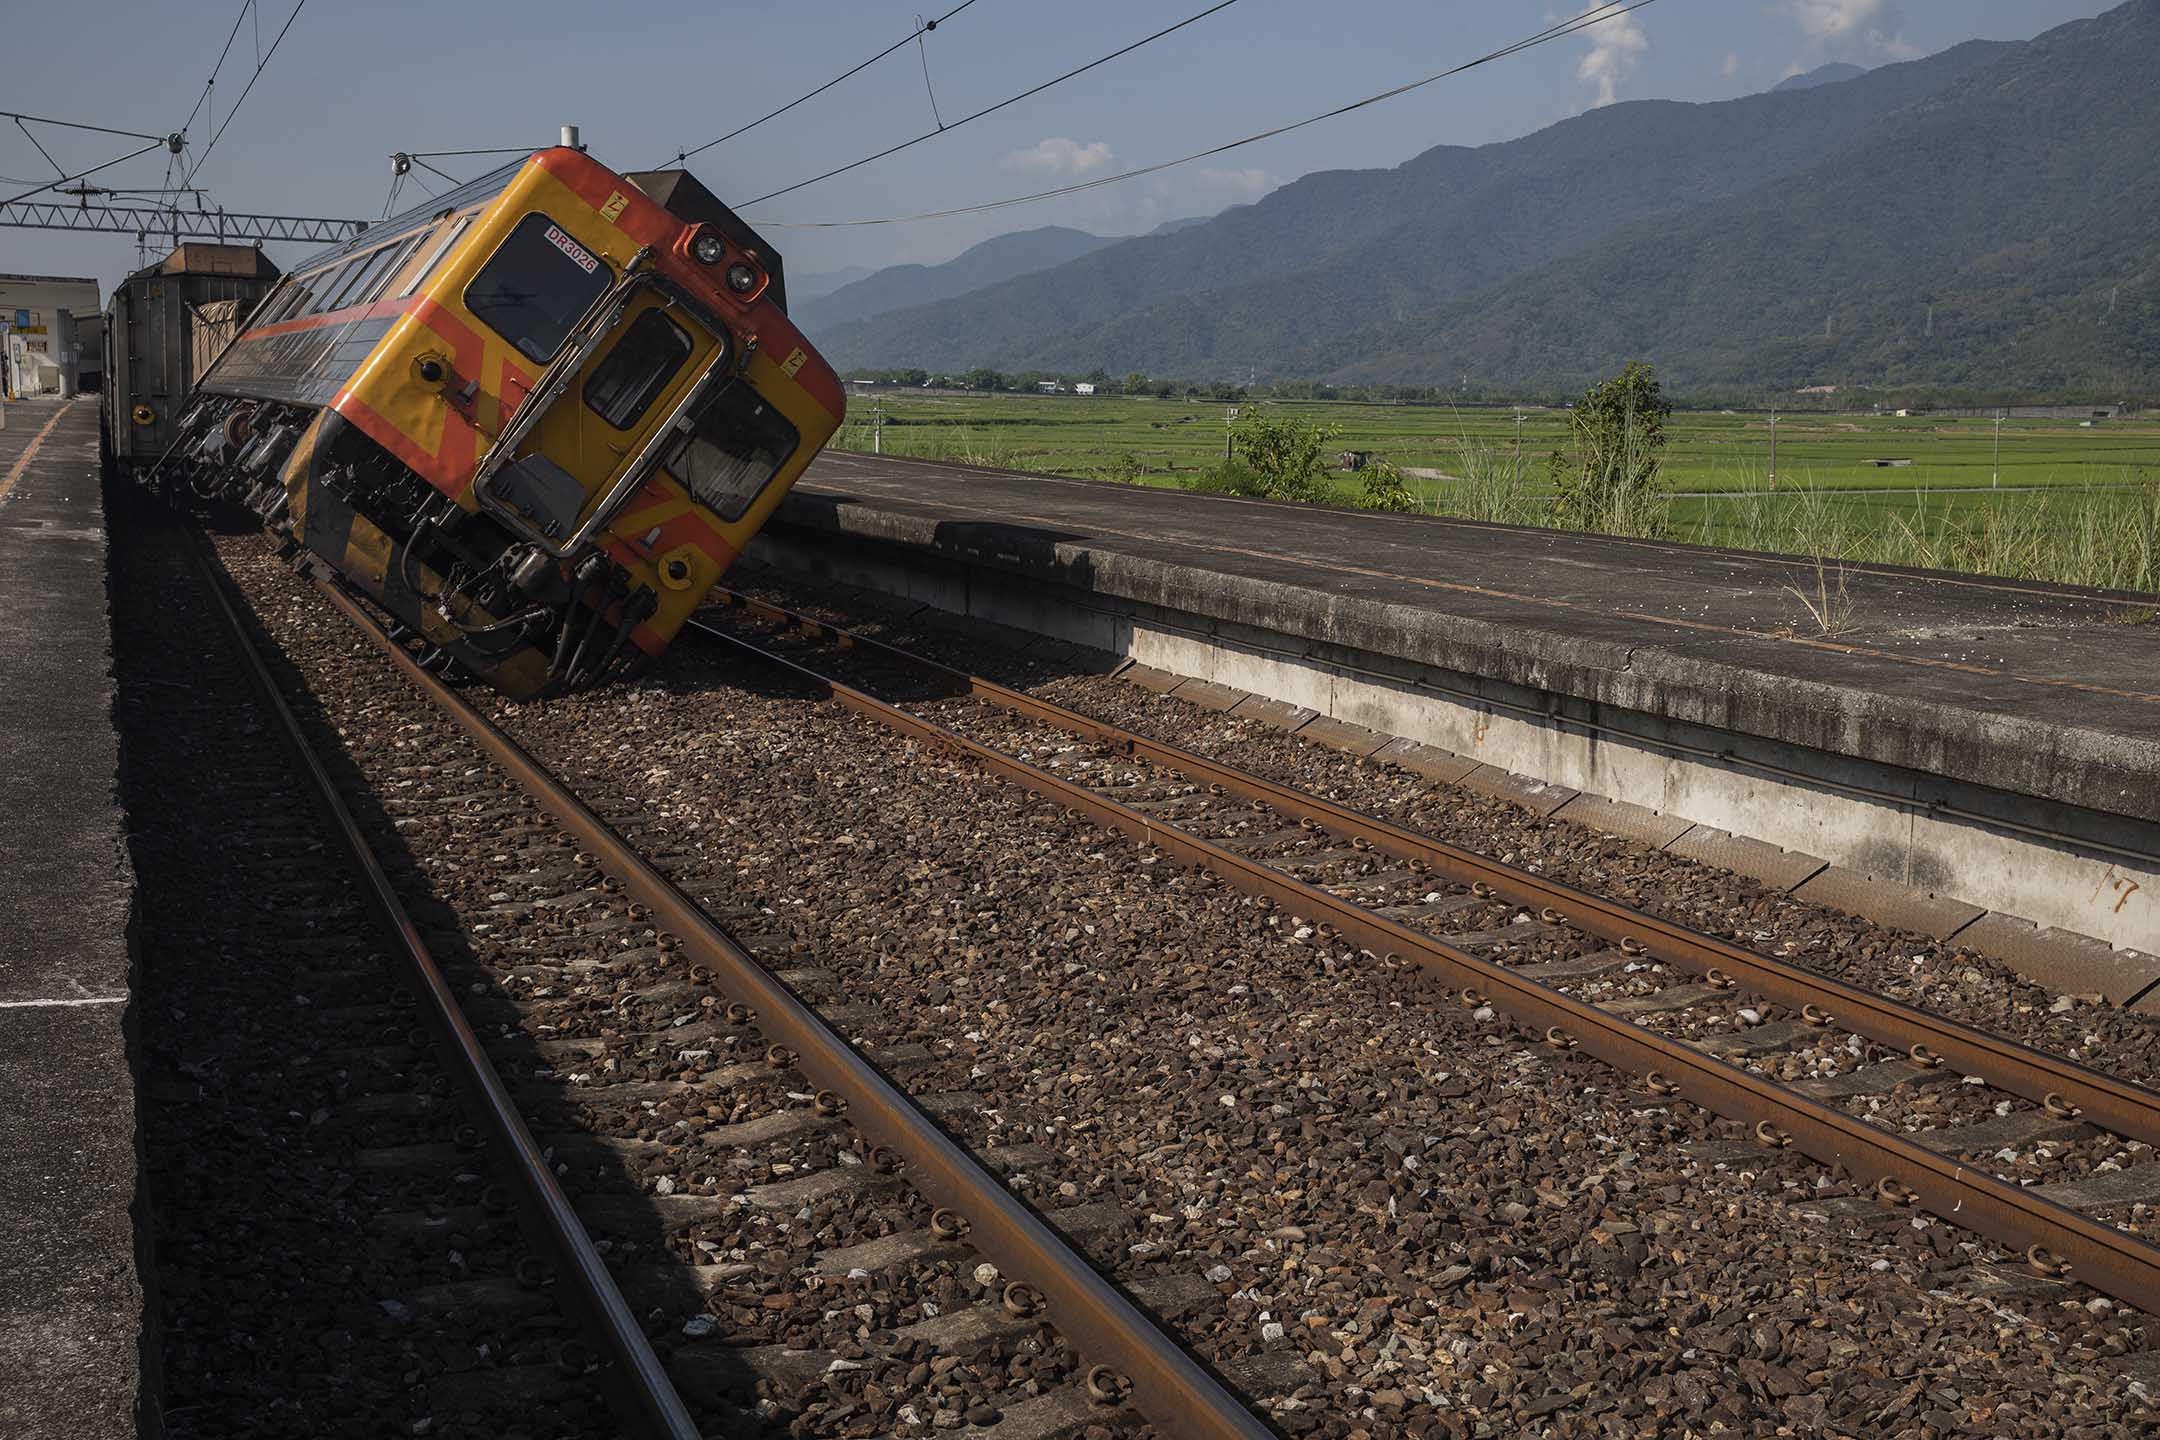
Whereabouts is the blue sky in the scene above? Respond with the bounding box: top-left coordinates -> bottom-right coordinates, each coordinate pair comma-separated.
0,1 -> 2118,297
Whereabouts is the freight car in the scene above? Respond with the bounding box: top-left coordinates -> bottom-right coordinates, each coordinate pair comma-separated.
153,144 -> 844,697
103,243 -> 281,472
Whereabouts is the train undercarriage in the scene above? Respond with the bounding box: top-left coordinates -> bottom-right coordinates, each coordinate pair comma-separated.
158,394 -> 656,697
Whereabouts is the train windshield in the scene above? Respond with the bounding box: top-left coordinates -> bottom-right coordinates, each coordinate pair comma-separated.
465,212 -> 613,362
584,307 -> 697,430
660,382 -> 799,522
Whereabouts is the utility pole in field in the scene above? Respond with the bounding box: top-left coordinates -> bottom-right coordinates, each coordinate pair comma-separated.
1992,410 -> 2004,488
1512,408 -> 1524,489
874,391 -> 884,455
1767,405 -> 1779,491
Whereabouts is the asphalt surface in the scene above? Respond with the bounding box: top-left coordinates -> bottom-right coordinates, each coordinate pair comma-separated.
0,398 -> 142,1440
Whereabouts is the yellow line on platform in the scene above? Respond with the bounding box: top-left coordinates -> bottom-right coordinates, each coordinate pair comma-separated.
0,397 -> 81,506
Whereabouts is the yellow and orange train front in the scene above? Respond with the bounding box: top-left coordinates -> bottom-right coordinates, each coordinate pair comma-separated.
201,146 -> 843,696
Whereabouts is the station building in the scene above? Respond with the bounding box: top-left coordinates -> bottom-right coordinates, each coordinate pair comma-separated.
0,272 -> 101,398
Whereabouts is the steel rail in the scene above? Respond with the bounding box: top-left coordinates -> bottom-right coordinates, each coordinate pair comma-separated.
303,575 -> 1275,1440
188,536 -> 702,1440
704,591 -> 2160,1148
696,606 -> 2160,1318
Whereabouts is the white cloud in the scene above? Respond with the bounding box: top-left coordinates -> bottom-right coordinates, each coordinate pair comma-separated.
1003,137 -> 1114,177
1777,0 -> 1921,61
1575,2 -> 1650,108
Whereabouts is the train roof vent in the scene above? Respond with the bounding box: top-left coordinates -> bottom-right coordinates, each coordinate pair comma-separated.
624,168 -> 786,314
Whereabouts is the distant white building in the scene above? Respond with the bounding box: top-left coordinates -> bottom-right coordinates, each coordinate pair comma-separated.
0,272 -> 100,398
1036,380 -> 1063,394
1074,382 -> 1097,396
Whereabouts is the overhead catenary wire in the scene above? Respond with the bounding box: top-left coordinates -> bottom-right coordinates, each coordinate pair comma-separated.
741,0 -> 1243,207
408,156 -> 465,189
176,2 -> 255,143
1,140 -> 169,208
405,146 -> 541,160
0,110 -> 173,145
185,0 -> 309,184
667,0 -> 985,167
914,14 -> 948,130
12,119 -> 67,179
749,0 -> 1657,227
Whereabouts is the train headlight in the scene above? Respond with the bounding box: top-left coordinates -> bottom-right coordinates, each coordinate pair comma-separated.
692,230 -> 727,265
725,262 -> 759,295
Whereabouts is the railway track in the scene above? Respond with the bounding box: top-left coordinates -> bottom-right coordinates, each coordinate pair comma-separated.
691,587 -> 2160,1324
202,535 -> 1280,1439
121,517 -> 623,1438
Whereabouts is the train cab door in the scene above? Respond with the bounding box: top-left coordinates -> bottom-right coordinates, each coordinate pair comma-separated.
491,292 -> 723,546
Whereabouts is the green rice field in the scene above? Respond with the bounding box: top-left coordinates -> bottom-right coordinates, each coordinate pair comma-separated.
830,391 -> 2160,593
833,391 -> 2155,492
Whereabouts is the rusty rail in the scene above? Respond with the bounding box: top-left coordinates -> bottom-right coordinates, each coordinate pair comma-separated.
696,596 -> 2160,1318
302,575 -> 1275,1440
706,590 -> 2160,1147
189,535 -> 703,1440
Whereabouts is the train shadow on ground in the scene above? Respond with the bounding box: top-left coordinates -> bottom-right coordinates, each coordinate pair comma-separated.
207,560 -> 772,1430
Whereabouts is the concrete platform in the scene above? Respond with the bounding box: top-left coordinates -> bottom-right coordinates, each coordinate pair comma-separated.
754,451 -> 2160,1000
0,398 -> 142,1438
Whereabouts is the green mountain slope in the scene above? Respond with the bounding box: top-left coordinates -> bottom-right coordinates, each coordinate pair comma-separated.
819,37 -> 2012,375
1330,0 -> 2160,392
794,226 -> 1125,336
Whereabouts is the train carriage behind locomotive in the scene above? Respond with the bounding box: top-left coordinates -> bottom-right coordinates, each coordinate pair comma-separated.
103,243 -> 282,473
157,146 -> 844,698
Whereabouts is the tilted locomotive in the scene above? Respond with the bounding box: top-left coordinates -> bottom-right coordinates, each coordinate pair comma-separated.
151,145 -> 844,697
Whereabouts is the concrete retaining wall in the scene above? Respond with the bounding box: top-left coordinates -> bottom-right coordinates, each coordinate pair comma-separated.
750,514 -> 2160,1007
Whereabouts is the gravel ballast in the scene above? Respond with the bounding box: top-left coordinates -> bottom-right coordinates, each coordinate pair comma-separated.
212,537 -> 2160,1437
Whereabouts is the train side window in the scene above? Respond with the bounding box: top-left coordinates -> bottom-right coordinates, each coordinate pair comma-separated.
660,382 -> 799,522
254,280 -> 307,326
328,245 -> 400,311
583,308 -> 695,430
464,212 -> 613,362
397,215 -> 474,299
300,258 -> 363,317
273,276 -> 322,322
354,235 -> 423,307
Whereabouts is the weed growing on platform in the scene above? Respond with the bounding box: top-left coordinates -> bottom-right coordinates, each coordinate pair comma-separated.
1782,557 -> 1857,637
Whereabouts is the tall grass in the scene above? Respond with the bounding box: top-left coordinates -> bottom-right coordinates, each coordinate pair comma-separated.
833,417 -> 1025,470
1692,469 -> 2160,592
834,404 -> 2160,595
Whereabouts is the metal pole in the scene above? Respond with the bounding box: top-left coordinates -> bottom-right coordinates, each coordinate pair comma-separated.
873,391 -> 882,454
1768,406 -> 1778,492
1993,412 -> 2003,489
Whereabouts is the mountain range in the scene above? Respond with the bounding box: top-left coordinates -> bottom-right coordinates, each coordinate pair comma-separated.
806,0 -> 2160,395
793,216 -> 1210,336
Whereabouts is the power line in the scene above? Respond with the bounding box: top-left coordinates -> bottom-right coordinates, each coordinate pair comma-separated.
406,146 -> 540,160
742,0 -> 1242,206
1,140 -> 169,209
668,0 -> 985,167
176,2 -> 254,142
750,1 -> 1658,228
186,0 -> 308,183
0,110 -> 172,145
409,156 -> 465,189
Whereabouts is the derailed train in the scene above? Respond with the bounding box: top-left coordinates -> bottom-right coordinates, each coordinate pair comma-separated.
130,146 -> 844,697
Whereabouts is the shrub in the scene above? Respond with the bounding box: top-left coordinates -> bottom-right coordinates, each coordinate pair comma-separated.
1229,410 -> 1342,503
1550,361 -> 1671,536
1357,460 -> 1419,513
